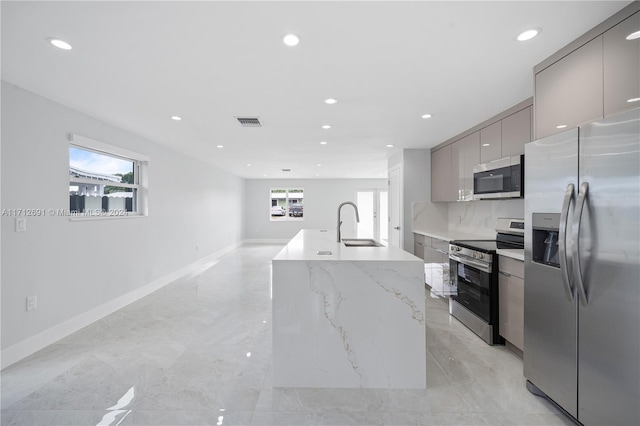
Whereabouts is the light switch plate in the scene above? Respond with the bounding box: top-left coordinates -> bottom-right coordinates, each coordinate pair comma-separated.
15,217 -> 26,232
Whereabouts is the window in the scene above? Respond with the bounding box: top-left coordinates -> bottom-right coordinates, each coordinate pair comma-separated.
68,134 -> 148,217
270,188 -> 303,221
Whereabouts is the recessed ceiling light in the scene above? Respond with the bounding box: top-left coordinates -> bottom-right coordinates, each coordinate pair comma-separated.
556,124 -> 568,129
320,141 -> 327,145
627,97 -> 640,103
322,125 -> 331,129
47,37 -> 72,50
216,145 -> 224,148
283,34 -> 300,46
482,143 -> 491,147
317,163 -> 322,167
324,98 -> 338,104
626,30 -> 640,40
170,115 -> 182,121
421,114 -> 432,119
246,164 -> 251,167
386,144 -> 395,148
517,28 -> 541,42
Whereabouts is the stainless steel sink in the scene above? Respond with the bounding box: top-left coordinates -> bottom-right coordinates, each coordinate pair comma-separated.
342,238 -> 384,247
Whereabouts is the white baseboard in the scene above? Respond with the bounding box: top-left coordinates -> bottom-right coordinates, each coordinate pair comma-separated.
1,241 -> 243,370
242,238 -> 289,244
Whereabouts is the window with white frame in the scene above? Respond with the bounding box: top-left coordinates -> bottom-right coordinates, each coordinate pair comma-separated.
270,188 -> 303,221
68,134 -> 148,217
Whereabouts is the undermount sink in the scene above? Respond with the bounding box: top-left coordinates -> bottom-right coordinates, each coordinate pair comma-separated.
342,238 -> 384,247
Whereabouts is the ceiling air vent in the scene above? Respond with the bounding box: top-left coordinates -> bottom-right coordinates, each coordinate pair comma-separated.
236,117 -> 262,127
281,168 -> 291,172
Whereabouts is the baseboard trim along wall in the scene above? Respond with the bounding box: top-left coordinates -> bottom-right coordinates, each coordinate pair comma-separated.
1,241 -> 244,370
242,238 -> 290,244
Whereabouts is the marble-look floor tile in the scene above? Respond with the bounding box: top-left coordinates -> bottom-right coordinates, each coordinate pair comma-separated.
1,243 -> 574,426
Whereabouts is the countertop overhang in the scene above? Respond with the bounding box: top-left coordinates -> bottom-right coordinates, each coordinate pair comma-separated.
273,229 -> 422,262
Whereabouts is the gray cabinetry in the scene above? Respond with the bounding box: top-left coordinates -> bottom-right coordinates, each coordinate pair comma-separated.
431,144 -> 456,202
501,106 -> 532,157
414,233 -> 451,296
454,131 -> 479,201
499,255 -> 524,352
413,233 -> 427,259
603,11 -> 640,116
535,36 -> 604,139
480,121 -> 502,163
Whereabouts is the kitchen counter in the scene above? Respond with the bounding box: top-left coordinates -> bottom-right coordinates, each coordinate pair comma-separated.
414,229 -> 525,261
413,228 -> 492,242
272,229 -> 426,389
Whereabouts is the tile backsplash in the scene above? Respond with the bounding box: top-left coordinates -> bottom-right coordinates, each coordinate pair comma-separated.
413,199 -> 524,238
448,199 -> 524,237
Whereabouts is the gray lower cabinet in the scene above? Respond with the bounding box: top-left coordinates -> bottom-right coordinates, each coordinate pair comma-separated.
499,256 -> 524,351
413,233 -> 427,259
414,233 -> 450,295
535,36 -> 604,139
604,11 -> 640,116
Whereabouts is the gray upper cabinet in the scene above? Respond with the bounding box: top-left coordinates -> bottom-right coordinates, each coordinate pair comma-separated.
604,11 -> 640,116
431,144 -> 456,202
535,36 -> 604,139
458,131 -> 480,201
480,121 -> 502,163
501,106 -> 532,157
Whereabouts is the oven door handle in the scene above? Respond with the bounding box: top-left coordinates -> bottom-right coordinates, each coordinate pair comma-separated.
449,253 -> 492,273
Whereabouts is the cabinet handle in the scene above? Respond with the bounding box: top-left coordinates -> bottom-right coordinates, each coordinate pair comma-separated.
499,271 -> 512,277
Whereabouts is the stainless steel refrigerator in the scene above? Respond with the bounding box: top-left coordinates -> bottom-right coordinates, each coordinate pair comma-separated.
524,107 -> 639,425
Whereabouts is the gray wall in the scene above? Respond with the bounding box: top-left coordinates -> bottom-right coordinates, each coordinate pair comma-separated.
1,82 -> 245,354
244,179 -> 387,241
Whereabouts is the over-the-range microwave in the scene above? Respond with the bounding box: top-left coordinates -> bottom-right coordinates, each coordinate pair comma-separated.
472,155 -> 524,200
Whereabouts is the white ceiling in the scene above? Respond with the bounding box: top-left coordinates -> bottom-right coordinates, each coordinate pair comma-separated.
1,1 -> 631,179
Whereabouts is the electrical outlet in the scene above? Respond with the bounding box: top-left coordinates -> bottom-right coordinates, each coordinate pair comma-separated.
26,295 -> 38,311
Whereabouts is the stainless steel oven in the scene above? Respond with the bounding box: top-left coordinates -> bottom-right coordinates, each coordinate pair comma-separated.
449,241 -> 502,345
448,218 -> 525,345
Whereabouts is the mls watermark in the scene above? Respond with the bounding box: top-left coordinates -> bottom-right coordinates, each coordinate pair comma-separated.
1,208 -> 130,217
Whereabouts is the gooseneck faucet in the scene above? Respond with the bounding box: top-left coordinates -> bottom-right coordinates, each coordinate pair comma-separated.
337,201 -> 360,242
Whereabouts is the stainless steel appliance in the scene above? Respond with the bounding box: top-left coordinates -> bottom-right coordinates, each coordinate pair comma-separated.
472,155 -> 524,200
524,108 -> 639,426
448,218 -> 524,345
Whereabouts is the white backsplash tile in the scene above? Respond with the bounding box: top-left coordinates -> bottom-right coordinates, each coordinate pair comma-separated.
412,199 -> 524,239
448,199 -> 524,237
412,201 -> 448,235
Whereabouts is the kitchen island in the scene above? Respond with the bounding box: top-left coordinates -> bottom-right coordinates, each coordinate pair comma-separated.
272,229 -> 426,389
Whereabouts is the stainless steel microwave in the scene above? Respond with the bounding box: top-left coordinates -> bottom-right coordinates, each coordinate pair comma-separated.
472,155 -> 523,200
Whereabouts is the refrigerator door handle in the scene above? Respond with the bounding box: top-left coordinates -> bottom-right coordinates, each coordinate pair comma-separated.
559,183 -> 575,301
572,182 -> 589,305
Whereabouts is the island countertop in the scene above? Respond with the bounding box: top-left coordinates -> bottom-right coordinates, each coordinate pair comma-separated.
272,229 -> 426,389
273,229 -> 422,262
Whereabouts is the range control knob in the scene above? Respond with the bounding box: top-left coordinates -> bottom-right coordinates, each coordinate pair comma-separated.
473,252 -> 484,259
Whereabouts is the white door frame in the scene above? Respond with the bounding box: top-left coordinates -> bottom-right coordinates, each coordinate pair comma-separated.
388,165 -> 403,249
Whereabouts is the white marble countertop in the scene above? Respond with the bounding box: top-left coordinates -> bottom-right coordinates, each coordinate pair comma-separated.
412,228 -> 492,242
497,248 -> 525,262
273,229 -> 422,262
415,229 -> 525,261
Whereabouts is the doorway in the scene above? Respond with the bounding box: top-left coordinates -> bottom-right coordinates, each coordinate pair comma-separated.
356,189 -> 389,243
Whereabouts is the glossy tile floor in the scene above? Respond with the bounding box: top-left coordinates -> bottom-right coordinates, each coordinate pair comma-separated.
1,244 -> 573,426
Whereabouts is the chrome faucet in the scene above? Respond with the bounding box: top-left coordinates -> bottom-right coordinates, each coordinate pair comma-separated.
337,201 -> 360,242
